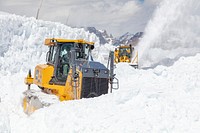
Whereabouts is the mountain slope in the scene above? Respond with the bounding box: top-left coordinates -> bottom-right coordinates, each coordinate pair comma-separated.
113,32 -> 143,46
85,27 -> 113,45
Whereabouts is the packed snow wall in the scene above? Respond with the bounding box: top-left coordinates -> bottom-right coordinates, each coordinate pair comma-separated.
139,0 -> 200,67
0,14 -> 100,75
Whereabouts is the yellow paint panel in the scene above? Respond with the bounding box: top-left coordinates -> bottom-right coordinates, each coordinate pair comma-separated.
24,77 -> 33,85
45,38 -> 94,46
33,64 -> 54,86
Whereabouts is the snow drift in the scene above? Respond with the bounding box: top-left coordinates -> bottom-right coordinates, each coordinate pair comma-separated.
139,0 -> 200,67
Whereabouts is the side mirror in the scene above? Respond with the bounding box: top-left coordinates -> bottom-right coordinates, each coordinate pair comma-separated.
90,45 -> 94,50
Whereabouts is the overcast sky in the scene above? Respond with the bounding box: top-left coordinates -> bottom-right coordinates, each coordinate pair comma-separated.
0,0 -> 161,36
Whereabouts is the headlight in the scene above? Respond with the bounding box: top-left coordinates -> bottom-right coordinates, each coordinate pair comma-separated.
84,69 -> 88,73
104,70 -> 108,74
35,69 -> 39,80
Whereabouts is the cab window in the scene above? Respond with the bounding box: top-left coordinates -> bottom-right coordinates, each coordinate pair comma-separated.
47,46 -> 57,64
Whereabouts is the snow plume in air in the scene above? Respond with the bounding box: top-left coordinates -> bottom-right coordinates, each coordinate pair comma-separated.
139,0 -> 200,67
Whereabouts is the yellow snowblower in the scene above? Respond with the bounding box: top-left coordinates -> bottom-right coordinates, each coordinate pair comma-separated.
114,45 -> 138,68
23,38 -> 118,114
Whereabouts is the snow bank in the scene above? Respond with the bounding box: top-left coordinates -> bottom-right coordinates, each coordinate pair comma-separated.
139,0 -> 200,67
8,53 -> 200,133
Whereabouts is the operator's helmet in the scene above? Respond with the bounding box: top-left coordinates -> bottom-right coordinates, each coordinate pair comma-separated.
61,45 -> 70,56
61,49 -> 67,56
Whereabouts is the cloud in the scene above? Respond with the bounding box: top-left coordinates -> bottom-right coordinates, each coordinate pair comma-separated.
40,0 -> 142,35
0,0 -> 160,36
67,1 -> 140,23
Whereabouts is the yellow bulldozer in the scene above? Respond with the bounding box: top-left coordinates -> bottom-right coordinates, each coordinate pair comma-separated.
23,38 -> 118,114
114,45 -> 138,68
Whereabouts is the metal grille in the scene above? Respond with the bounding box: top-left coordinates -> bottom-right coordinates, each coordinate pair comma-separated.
81,77 -> 108,98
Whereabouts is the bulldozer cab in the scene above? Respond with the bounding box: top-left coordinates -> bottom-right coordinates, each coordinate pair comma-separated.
119,46 -> 132,58
114,45 -> 133,63
45,39 -> 94,85
114,44 -> 138,68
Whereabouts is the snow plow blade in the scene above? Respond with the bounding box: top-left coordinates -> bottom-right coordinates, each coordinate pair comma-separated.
22,89 -> 59,115
23,95 -> 43,115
